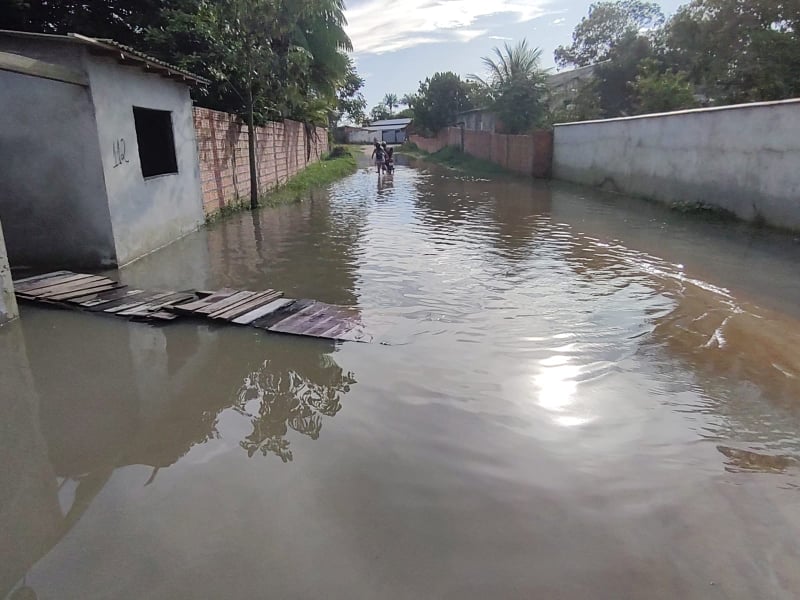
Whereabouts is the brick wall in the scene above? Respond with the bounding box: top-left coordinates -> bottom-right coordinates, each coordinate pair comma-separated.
409,127 -> 553,178
193,107 -> 329,216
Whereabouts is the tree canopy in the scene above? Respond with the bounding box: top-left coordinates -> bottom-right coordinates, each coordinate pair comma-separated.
412,72 -> 473,134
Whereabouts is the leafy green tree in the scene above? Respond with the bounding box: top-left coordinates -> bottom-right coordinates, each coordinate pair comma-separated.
1,0 -> 173,47
555,0 -> 665,68
664,0 -> 800,103
413,72 -> 473,133
333,56 -> 366,126
472,40 -> 549,133
630,59 -> 697,113
369,104 -> 392,122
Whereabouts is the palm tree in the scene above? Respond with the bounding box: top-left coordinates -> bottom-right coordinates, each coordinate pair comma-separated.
382,92 -> 399,114
470,38 -> 550,133
400,93 -> 416,108
471,38 -> 547,89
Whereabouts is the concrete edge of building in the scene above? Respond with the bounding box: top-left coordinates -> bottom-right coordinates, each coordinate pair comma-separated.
0,220 -> 18,323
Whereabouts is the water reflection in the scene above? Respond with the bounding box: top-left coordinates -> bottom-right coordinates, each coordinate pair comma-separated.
235,350 -> 356,462
0,314 -> 356,598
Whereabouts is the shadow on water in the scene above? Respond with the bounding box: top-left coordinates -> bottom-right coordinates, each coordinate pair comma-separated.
0,312 -> 356,598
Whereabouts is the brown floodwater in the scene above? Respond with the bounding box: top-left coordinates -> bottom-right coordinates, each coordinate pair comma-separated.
3,156 -> 800,599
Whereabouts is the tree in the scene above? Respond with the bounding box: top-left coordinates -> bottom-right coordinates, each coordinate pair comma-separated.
369,104 -> 391,122
413,72 -> 473,134
630,59 -> 696,113
333,56 -> 366,126
400,93 -> 416,107
472,39 -> 549,133
1,0 -> 174,48
150,0 -> 352,208
592,32 -> 655,116
664,0 -> 800,103
382,93 -> 399,113
554,0 -> 664,68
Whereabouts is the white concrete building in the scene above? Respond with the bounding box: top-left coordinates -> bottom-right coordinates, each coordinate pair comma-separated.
0,30 -> 209,270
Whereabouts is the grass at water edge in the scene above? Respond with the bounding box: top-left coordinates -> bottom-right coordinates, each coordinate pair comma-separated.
205,147 -> 357,223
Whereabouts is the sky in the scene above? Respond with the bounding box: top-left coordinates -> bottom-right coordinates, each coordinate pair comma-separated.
344,0 -> 684,112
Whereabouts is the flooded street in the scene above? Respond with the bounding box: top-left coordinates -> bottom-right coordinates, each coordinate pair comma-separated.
4,156 -> 800,599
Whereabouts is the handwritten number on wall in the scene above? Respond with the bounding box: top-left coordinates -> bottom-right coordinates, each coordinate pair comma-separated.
113,138 -> 130,168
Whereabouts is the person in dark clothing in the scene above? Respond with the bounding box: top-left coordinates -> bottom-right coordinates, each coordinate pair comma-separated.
371,141 -> 385,173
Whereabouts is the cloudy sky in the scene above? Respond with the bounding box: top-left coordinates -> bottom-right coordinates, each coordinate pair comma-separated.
344,0 -> 683,111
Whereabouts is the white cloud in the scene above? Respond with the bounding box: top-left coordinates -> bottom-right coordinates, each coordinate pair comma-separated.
551,17 -> 566,25
347,0 -> 553,54
488,35 -> 513,40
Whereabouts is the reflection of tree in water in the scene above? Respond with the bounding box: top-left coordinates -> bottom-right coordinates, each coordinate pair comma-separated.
234,353 -> 356,462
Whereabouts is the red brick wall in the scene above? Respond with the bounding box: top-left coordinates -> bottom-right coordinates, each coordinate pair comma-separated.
409,127 -> 553,178
193,107 -> 329,216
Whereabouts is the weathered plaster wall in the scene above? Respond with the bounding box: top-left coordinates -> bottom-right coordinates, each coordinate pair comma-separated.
553,99 -> 800,230
193,107 -> 328,217
0,219 -> 19,323
87,55 -> 205,266
0,41 -> 116,268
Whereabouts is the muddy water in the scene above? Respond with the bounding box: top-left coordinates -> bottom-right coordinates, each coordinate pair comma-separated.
3,157 -> 800,599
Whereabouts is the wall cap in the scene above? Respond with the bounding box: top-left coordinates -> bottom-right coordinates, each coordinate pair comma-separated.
554,97 -> 800,127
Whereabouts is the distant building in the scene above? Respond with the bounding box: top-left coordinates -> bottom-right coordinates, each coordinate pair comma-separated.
364,118 -> 413,144
455,108 -> 500,133
0,30 -> 209,269
547,63 -> 601,112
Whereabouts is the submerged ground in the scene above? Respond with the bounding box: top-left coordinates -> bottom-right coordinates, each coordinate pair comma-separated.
3,154 -> 800,599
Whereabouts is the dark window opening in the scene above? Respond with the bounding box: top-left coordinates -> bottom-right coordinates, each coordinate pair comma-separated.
132,107 -> 178,178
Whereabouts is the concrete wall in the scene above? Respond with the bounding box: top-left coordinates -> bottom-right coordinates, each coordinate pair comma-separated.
553,99 -> 800,230
0,40 -> 116,268
409,128 -> 553,178
87,55 -> 204,266
194,107 -> 328,217
0,219 -> 18,323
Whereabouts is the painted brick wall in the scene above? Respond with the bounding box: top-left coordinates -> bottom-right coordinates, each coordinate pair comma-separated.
193,107 -> 329,216
409,127 -> 552,178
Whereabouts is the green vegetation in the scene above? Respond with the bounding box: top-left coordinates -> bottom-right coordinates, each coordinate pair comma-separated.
471,40 -> 550,134
399,143 -> 512,179
5,0 -> 366,208
264,147 -> 357,206
553,0 -> 800,119
205,147 -> 356,223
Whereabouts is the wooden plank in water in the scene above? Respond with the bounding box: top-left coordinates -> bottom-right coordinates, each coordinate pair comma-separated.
195,290 -> 255,315
34,276 -> 111,298
268,302 -> 329,330
169,288 -> 237,314
304,312 -> 354,337
118,292 -> 196,318
231,298 -> 295,325
12,270 -> 72,286
250,299 -> 308,329
71,287 -> 142,307
210,290 -> 283,321
16,273 -> 99,295
47,282 -> 123,301
104,291 -> 171,314
84,289 -> 150,311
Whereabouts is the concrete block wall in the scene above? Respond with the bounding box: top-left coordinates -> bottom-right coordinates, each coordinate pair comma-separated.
553,98 -> 800,230
409,128 -> 553,178
194,107 -> 328,217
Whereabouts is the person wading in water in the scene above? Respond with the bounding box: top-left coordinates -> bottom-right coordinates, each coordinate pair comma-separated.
371,140 -> 385,174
